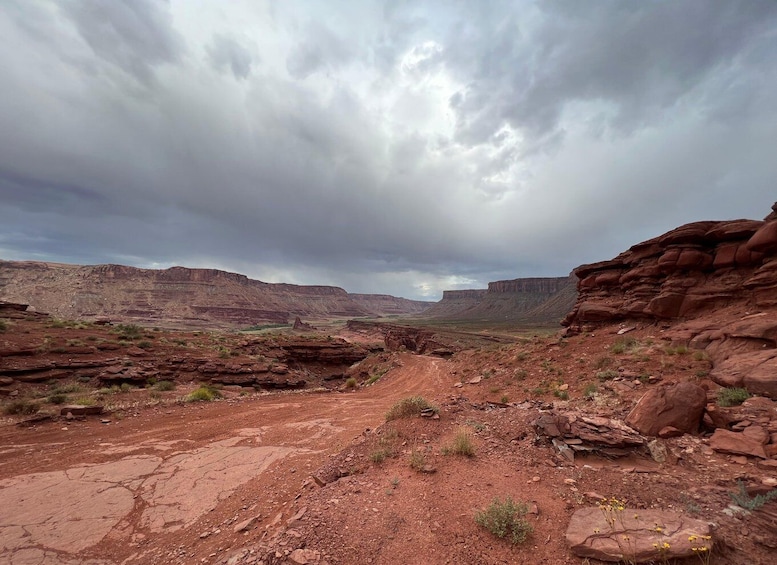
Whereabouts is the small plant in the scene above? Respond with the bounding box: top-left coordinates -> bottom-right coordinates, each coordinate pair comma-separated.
553,389 -> 569,400
729,480 -> 777,510
513,369 -> 527,381
155,380 -> 176,391
611,337 -> 637,354
119,383 -> 133,393
370,448 -> 392,464
3,399 -> 40,416
0,320 -> 7,332
664,344 -> 689,355
47,393 -> 68,405
474,497 -> 532,545
385,396 -> 438,421
466,420 -> 486,433
596,369 -> 619,382
344,377 -> 358,389
186,385 -> 222,402
583,383 -> 598,399
443,427 -> 475,457
594,356 -> 613,369
114,324 -> 143,340
73,396 -> 96,406
66,339 -> 84,347
137,340 -> 153,350
717,387 -> 750,407
500,394 -> 509,404
409,448 -> 428,471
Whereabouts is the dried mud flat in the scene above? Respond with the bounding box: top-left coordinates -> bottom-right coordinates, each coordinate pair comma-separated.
1,322 -> 777,564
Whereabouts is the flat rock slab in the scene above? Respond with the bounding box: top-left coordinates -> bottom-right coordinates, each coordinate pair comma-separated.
60,404 -> 104,416
566,506 -> 713,563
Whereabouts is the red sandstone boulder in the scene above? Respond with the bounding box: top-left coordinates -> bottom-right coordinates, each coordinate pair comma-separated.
705,219 -> 764,241
566,507 -> 713,563
746,220 -> 777,254
709,429 -> 768,458
710,350 -> 777,398
625,382 -> 706,437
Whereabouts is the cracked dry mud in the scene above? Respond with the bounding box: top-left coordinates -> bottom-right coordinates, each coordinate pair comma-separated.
0,355 -> 446,564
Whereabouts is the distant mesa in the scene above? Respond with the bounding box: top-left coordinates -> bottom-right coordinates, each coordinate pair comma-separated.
564,201 -> 777,328
0,261 -> 432,329
423,276 -> 577,326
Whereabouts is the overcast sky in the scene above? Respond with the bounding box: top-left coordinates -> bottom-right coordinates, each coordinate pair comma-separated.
1,1 -> 776,300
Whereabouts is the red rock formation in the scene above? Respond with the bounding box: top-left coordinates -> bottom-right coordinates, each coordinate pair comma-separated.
564,204 -> 777,328
0,261 -> 426,328
423,276 -> 576,324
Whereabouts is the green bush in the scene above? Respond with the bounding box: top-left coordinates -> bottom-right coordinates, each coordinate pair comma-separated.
0,320 -> 7,332
345,377 -> 358,389
155,380 -> 176,391
386,396 -> 438,421
47,393 -> 68,405
730,480 -> 777,510
475,497 -> 533,544
718,387 -> 750,407
186,386 -> 222,402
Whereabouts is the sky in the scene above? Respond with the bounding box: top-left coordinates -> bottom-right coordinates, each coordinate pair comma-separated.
1,1 -> 776,301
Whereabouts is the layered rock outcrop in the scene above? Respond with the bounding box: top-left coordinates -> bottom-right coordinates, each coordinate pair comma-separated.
0,261 -> 430,328
564,202 -> 777,327
423,276 -> 576,324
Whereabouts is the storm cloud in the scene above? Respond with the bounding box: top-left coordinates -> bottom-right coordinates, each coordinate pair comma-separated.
1,0 -> 776,299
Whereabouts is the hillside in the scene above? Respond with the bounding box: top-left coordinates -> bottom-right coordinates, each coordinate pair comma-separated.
0,261 -> 431,327
423,276 -> 576,325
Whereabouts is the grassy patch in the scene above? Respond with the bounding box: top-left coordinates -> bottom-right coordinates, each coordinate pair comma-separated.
718,387 -> 750,407
475,497 -> 533,545
155,380 -> 176,391
442,427 -> 475,457
583,383 -> 598,399
114,324 -> 143,340
0,320 -> 7,332
386,396 -> 438,421
186,385 -> 222,402
344,377 -> 358,389
596,369 -> 619,382
47,393 -> 68,405
3,399 -> 40,415
409,448 -> 428,471
610,337 -> 637,354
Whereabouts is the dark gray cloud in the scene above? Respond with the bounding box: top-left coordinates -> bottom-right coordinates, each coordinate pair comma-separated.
0,1 -> 775,300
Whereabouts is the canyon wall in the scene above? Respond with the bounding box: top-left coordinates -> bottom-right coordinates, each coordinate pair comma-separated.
424,276 -> 576,325
0,261 -> 430,327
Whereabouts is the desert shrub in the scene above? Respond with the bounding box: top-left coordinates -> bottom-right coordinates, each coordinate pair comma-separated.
155,380 -> 176,391
730,480 -> 777,510
611,337 -> 637,354
47,393 -> 68,405
370,447 -> 393,464
137,340 -> 153,350
386,396 -> 438,421
366,368 -> 388,385
583,383 -> 598,398
553,389 -> 569,400
49,383 -> 82,394
596,369 -> 619,382
186,385 -> 222,402
4,400 -> 40,415
475,497 -> 533,544
718,387 -> 750,407
664,344 -> 689,355
119,383 -> 133,393
409,448 -> 428,471
594,356 -> 613,369
513,369 -> 527,381
345,377 -> 358,389
0,320 -> 8,332
114,324 -> 143,340
443,427 -> 475,457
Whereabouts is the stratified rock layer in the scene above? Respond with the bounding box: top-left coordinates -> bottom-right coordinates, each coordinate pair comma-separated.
564,203 -> 777,327
0,262 -> 431,328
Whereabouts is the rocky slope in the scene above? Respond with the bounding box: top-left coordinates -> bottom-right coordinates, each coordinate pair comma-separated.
423,276 -> 576,325
564,201 -> 777,401
0,261 -> 431,328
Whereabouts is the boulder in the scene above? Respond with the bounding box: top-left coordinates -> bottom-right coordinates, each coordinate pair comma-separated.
709,429 -> 768,458
566,506 -> 713,563
746,220 -> 777,254
625,382 -> 706,437
710,350 -> 777,398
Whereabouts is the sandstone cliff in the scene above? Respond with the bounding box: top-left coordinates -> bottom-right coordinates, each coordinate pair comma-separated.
563,202 -> 777,328
0,261 -> 429,327
423,276 -> 576,325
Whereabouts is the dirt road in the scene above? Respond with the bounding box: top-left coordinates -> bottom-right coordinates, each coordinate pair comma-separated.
0,354 -> 449,564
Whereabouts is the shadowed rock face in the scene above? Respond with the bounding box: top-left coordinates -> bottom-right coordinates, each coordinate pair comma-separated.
0,262 -> 430,328
564,203 -> 777,328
